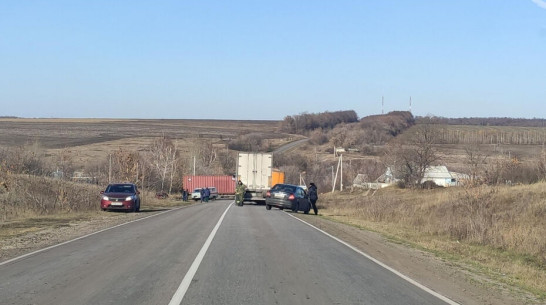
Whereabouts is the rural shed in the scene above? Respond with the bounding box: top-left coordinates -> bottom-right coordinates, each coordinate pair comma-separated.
374,166 -> 466,187
421,166 -> 458,187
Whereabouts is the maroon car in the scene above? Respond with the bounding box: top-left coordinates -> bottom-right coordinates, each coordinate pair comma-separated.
100,183 -> 141,212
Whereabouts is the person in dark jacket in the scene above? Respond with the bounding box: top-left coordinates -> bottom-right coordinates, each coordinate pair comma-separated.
204,187 -> 210,202
182,189 -> 188,202
308,182 -> 318,215
200,188 -> 205,203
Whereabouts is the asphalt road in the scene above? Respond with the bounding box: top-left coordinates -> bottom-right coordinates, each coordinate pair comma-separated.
0,200 -> 455,305
273,138 -> 309,154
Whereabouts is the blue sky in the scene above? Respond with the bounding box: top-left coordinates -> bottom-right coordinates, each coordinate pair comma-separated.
1,1 -> 545,120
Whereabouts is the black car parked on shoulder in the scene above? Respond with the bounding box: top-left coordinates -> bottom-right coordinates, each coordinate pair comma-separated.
265,183 -> 310,214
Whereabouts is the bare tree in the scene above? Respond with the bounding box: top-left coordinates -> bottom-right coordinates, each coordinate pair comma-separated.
148,137 -> 178,192
111,148 -> 140,183
464,143 -> 488,183
52,148 -> 75,179
384,124 -> 440,188
218,150 -> 236,175
198,141 -> 217,167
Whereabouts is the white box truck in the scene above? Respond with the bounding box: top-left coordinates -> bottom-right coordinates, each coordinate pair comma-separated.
237,152 -> 273,204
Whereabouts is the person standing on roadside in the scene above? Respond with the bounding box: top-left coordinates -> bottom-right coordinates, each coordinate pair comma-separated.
200,188 -> 205,203
204,187 -> 210,202
308,182 -> 318,215
182,189 -> 188,202
235,180 -> 246,206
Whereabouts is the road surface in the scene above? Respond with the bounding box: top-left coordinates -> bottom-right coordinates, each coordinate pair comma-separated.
273,138 -> 309,154
0,200 -> 455,305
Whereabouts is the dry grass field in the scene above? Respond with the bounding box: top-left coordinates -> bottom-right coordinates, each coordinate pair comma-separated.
319,184 -> 546,298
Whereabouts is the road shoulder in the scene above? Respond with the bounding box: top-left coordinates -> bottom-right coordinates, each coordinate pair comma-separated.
294,214 -> 540,305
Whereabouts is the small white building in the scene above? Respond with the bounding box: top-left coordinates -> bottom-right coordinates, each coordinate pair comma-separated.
372,165 -> 467,187
421,166 -> 457,187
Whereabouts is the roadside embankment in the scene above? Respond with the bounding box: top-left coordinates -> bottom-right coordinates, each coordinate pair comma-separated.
0,174 -> 191,261
317,183 -> 546,299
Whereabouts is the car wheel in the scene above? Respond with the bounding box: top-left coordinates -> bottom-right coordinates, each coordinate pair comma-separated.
101,208 -> 107,211
279,207 -> 284,210
266,204 -> 271,210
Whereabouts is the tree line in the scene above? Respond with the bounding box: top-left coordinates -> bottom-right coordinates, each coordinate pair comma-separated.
418,116 -> 546,127
280,110 -> 359,134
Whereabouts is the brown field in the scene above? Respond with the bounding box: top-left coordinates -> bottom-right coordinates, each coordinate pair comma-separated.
0,118 -> 283,167
0,118 -> 281,148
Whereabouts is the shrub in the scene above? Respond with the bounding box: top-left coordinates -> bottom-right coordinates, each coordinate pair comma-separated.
0,174 -> 101,220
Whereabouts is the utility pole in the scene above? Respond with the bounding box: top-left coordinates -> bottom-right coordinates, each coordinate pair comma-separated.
193,156 -> 196,176
340,154 -> 343,191
409,96 -> 412,113
108,153 -> 112,183
332,155 -> 343,192
331,166 -> 334,188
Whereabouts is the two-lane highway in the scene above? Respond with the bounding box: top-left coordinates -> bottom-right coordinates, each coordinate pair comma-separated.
0,200 -> 455,305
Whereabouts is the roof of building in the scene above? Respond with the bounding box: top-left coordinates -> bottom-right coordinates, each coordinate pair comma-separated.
423,166 -> 453,179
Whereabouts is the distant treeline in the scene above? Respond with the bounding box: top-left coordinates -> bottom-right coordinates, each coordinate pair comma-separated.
280,110 -> 359,133
296,111 -> 415,151
418,116 -> 546,127
434,127 -> 546,145
360,111 -> 415,137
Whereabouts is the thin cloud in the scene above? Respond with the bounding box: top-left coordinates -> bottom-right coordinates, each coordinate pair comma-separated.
532,0 -> 546,9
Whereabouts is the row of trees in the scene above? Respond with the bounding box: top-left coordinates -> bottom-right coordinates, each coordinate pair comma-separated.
433,128 -> 546,145
308,111 -> 415,154
419,116 -> 546,127
280,110 -> 359,134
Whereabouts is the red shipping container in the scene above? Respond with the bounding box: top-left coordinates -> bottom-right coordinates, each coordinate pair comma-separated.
182,175 -> 236,195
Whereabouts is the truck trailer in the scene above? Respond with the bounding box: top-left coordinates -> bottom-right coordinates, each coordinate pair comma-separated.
236,152 -> 284,204
182,175 -> 236,198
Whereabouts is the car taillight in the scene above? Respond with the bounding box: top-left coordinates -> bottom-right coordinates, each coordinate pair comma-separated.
288,194 -> 295,200
266,191 -> 271,197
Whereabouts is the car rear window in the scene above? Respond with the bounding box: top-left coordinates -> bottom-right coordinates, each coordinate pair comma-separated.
272,185 -> 296,193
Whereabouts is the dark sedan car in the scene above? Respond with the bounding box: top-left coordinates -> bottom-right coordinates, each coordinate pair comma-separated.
265,183 -> 310,214
100,183 -> 141,212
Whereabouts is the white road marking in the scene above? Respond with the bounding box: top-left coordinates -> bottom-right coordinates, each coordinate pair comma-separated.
0,207 -> 184,267
168,201 -> 233,305
288,213 -> 460,305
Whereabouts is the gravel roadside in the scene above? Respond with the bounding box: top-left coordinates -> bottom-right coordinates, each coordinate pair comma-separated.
0,211 -> 164,263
